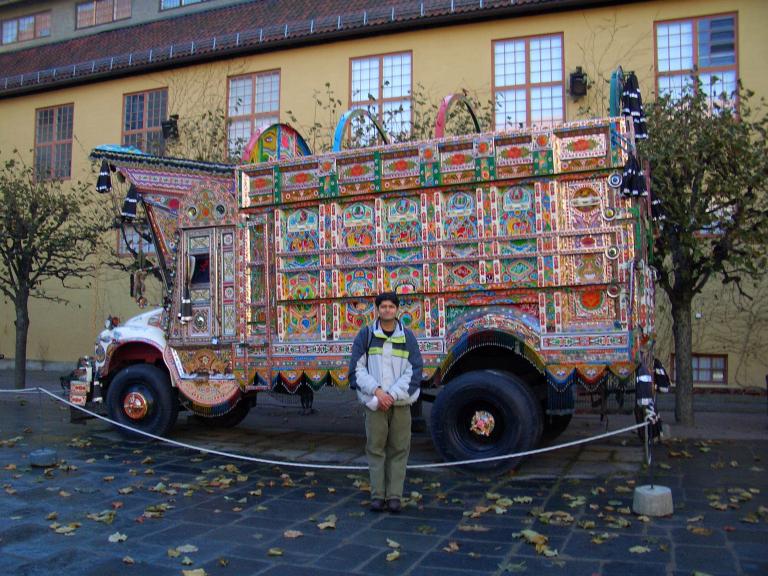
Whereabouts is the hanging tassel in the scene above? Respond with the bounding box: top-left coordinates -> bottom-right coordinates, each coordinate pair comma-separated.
96,159 -> 112,193
121,184 -> 138,218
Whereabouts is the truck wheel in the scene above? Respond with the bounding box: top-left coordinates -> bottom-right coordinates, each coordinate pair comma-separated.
430,370 -> 542,472
542,413 -> 573,443
106,364 -> 178,438
192,398 -> 251,428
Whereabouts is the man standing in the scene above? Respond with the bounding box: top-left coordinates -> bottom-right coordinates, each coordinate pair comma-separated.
349,292 -> 422,513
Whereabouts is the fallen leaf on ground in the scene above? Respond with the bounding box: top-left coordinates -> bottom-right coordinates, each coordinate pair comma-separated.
267,548 -> 283,556
443,541 -> 460,553
182,570 -> 207,576
181,556 -> 194,566
629,545 -> 651,554
386,538 -> 400,549
108,532 -> 127,543
386,550 -> 400,562
283,530 -> 303,539
458,524 -> 489,532
122,556 -> 134,565
176,544 -> 199,553
687,525 -> 713,536
317,514 -> 337,530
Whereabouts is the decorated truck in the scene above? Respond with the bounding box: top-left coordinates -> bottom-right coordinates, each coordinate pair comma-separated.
68,100 -> 655,469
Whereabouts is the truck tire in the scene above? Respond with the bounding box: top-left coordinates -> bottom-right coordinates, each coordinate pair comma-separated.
192,398 -> 251,428
430,369 -> 542,472
106,364 -> 178,438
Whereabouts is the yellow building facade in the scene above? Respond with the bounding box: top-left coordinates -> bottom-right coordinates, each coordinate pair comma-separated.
1,0 -> 766,387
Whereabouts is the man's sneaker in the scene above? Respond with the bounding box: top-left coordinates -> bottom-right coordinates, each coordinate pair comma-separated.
370,498 -> 386,512
387,499 -> 402,513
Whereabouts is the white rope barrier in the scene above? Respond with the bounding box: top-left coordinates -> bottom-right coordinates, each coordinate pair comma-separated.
0,387 -> 649,471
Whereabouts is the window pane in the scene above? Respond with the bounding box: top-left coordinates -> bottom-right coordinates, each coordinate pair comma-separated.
351,57 -> 379,102
124,94 -> 144,131
228,119 -> 251,156
712,357 -> 725,369
383,53 -> 411,99
114,0 -> 131,19
36,109 -> 55,144
494,40 -> 526,87
77,3 -> 95,28
656,21 -> 693,73
145,131 -> 164,156
699,16 -> 735,68
146,90 -> 167,128
383,99 -> 411,141
698,356 -> 711,369
54,143 -> 72,178
35,146 -> 51,179
18,16 -> 34,41
699,71 -> 737,101
36,12 -> 51,37
2,20 -> 17,44
229,77 -> 253,116
530,35 -> 562,84
255,72 -> 279,114
658,74 -> 693,100
349,103 -> 380,147
95,0 -> 115,25
495,89 -> 526,130
530,85 -> 563,124
56,105 -> 74,141
161,0 -> 181,8
123,133 -> 144,150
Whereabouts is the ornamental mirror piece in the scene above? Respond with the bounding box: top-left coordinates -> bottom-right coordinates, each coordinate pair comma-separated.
606,246 -> 620,260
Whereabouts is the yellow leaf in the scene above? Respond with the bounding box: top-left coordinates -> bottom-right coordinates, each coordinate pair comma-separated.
122,556 -> 135,565
386,538 -> 400,549
443,541 -> 460,553
167,549 -> 181,558
304,491 -> 316,499
317,514 -> 337,530
386,550 -> 401,562
182,570 -> 208,576
629,545 -> 651,554
687,525 -> 713,536
687,515 -> 705,523
181,556 -> 194,566
176,544 -> 199,553
283,530 -> 303,539
46,512 -> 58,521
267,548 -> 283,556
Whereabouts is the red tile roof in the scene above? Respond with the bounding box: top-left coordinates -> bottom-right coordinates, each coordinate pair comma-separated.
0,0 -> 621,97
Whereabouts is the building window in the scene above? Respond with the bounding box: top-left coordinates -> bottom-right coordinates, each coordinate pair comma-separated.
1,11 -> 51,45
118,224 -> 157,257
493,34 -> 564,129
161,0 -> 205,10
122,89 -> 168,156
671,354 -> 728,385
76,0 -> 131,29
655,14 -> 738,102
227,71 -> 280,157
350,52 -> 412,141
35,104 -> 74,180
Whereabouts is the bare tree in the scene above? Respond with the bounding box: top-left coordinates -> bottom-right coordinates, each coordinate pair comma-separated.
0,152 -> 109,388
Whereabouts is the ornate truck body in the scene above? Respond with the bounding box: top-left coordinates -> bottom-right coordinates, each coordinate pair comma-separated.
72,116 -> 654,468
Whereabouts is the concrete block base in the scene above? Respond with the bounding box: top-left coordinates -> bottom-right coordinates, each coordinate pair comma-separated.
633,484 -> 674,516
29,448 -> 58,468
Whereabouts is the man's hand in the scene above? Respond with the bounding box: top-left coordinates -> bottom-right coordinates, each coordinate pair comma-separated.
375,388 -> 394,411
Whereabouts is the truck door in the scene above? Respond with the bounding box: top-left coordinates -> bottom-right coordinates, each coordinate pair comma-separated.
179,226 -> 237,343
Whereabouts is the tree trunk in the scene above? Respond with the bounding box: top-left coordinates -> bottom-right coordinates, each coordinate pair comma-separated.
671,296 -> 694,425
14,296 -> 29,390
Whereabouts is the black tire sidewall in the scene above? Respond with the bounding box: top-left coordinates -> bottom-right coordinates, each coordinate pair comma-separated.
431,370 -> 540,471
192,397 -> 250,428
106,364 -> 178,437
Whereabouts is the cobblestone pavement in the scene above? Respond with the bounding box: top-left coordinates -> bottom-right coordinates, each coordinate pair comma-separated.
0,371 -> 766,575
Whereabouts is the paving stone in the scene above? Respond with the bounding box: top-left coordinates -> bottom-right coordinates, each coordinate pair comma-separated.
313,543 -> 383,572
603,560 -> 671,575
674,544 -> 739,574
